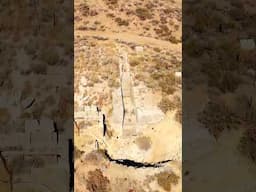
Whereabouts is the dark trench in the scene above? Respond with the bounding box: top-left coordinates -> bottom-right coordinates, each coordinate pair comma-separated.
103,114 -> 107,137
103,150 -> 172,168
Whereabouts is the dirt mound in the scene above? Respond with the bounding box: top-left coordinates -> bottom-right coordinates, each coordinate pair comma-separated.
135,136 -> 152,150
156,171 -> 179,191
86,169 -> 111,192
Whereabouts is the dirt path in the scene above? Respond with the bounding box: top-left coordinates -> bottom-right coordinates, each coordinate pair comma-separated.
76,30 -> 181,51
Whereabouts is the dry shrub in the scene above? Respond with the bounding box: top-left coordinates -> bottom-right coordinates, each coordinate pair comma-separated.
238,128 -> 256,162
91,73 -> 101,84
135,8 -> 152,20
169,35 -> 180,44
0,108 -> 10,124
200,38 -> 241,93
31,63 -> 47,74
75,146 -> 83,160
158,96 -> 174,113
208,70 -> 241,93
184,38 -> 204,57
198,101 -> 240,139
236,95 -> 256,123
151,71 -> 163,80
175,108 -> 182,124
153,47 -> 161,52
115,17 -> 129,26
108,78 -> 119,88
159,73 -> 176,95
130,58 -> 140,67
86,169 -> 111,192
40,48 -> 59,65
107,13 -> 115,18
156,171 -> 179,192
104,0 -> 118,8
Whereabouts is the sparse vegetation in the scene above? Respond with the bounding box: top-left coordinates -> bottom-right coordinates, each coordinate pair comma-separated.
236,95 -> 256,123
159,73 -> 176,95
104,0 -> 118,8
198,101 -> 240,139
158,96 -> 174,113
0,108 -> 10,124
75,146 -> 84,159
115,17 -> 129,26
238,128 -> 256,162
129,55 -> 143,67
74,1 -> 182,191
31,63 -> 47,74
135,8 -> 152,20
175,108 -> 182,123
40,48 -> 59,65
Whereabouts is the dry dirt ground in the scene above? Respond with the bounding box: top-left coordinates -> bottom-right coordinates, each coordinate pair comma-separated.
75,0 -> 182,192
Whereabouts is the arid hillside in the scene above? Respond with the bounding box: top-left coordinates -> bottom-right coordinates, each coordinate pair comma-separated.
75,0 -> 182,192
75,0 -> 181,43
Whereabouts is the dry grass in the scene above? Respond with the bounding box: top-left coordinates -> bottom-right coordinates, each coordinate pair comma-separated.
175,108 -> 182,124
198,101 -> 240,139
115,17 -> 129,26
159,73 -> 176,95
0,108 -> 10,124
129,55 -> 143,67
135,8 -> 152,20
104,0 -> 118,8
158,96 -> 174,113
31,63 -> 47,74
238,128 -> 256,163
40,48 -> 59,65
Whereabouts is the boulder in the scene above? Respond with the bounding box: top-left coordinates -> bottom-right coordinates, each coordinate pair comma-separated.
240,39 -> 255,50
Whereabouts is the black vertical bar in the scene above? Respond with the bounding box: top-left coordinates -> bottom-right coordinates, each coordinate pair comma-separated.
68,139 -> 74,192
